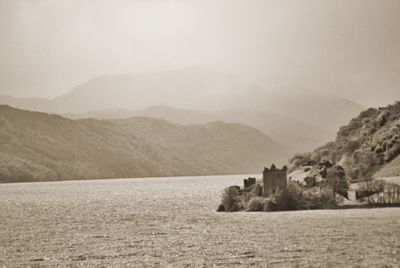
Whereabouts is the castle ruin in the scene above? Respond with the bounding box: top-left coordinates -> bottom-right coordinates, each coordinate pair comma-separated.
262,164 -> 288,196
243,177 -> 256,189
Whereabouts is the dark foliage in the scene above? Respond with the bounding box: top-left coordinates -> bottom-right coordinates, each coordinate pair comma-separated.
221,186 -> 241,212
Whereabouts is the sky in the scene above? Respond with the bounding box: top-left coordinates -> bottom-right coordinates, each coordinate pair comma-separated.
0,0 -> 399,106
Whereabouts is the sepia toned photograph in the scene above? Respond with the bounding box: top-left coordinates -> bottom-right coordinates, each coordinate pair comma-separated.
0,0 -> 399,267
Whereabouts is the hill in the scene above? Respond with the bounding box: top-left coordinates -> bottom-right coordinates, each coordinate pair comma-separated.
65,105 -> 214,125
214,108 -> 333,152
288,101 -> 400,180
64,105 -> 340,153
0,95 -> 54,112
0,67 -> 364,154
0,105 -> 286,182
108,117 -> 288,171
374,155 -> 400,178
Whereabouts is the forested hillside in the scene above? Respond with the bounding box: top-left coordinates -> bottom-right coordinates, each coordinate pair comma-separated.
289,102 -> 400,180
0,105 -> 286,182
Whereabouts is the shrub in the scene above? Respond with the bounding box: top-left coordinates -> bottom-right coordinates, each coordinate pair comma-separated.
221,186 -> 241,212
324,165 -> 349,197
303,188 -> 337,209
274,183 -> 305,211
302,190 -> 320,209
319,188 -> 338,208
384,143 -> 400,162
376,110 -> 390,127
246,197 -> 267,211
264,199 -> 278,211
288,153 -> 311,171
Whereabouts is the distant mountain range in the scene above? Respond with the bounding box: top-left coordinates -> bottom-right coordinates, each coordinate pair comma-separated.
64,105 -> 214,125
64,105 -> 333,153
0,66 -> 365,153
0,105 -> 288,182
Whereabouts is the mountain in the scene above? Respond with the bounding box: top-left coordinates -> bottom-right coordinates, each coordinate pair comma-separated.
0,66 -> 364,120
65,105 -> 215,125
0,105 -> 287,182
288,101 -> 400,180
374,155 -> 400,178
218,87 -> 366,132
58,69 -> 365,131
108,117 -> 287,172
64,105 -> 344,153
0,66 -> 238,113
0,95 -> 54,112
52,66 -> 256,113
0,67 -> 365,153
213,108 -> 333,152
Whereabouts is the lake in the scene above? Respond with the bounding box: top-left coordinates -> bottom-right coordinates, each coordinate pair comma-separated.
0,175 -> 399,267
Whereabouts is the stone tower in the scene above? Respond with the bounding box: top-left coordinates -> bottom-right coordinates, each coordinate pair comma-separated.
262,164 -> 288,196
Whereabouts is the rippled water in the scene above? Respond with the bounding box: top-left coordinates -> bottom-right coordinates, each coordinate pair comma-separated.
0,175 -> 399,267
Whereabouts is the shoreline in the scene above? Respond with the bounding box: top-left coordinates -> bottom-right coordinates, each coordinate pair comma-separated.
0,173 -> 260,185
219,203 -> 400,213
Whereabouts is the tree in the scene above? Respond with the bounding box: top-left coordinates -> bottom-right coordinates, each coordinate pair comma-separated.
274,182 -> 305,211
325,165 -> 349,199
221,186 -> 241,212
360,178 -> 377,204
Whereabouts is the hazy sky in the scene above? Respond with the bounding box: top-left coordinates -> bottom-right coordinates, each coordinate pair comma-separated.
0,0 -> 399,106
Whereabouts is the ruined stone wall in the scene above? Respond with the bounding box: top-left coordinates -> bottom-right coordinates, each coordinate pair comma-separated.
244,177 -> 256,189
263,164 -> 288,196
